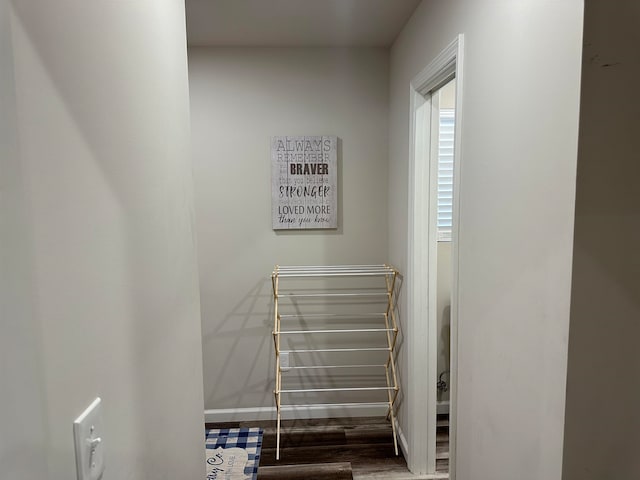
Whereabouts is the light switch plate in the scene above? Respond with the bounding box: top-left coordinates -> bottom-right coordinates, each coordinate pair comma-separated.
73,397 -> 105,480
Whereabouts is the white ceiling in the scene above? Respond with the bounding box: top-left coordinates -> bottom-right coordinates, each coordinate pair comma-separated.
185,0 -> 422,47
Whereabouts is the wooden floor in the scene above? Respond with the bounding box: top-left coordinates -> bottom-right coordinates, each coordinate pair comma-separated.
205,416 -> 449,479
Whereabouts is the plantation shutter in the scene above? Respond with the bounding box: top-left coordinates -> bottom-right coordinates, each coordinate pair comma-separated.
437,109 -> 455,241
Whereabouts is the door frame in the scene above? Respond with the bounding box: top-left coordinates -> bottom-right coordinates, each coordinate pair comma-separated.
406,34 -> 464,478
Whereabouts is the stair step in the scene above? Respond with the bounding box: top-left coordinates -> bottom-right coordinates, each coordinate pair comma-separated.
437,418 -> 449,428
260,442 -> 397,467
258,462 -> 353,480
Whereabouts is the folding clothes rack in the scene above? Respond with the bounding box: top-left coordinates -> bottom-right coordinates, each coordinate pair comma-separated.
271,264 -> 400,460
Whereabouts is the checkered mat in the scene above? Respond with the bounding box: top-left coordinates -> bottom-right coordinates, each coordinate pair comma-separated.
205,428 -> 263,480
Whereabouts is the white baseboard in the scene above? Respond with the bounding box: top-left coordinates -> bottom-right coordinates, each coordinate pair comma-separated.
396,414 -> 451,479
393,403 -> 448,458
204,403 -> 389,423
396,422 -> 409,460
395,424 -> 449,479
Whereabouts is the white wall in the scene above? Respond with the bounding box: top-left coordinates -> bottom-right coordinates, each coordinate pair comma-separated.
2,1 -> 205,478
188,47 -> 389,412
563,1 -> 640,478
0,0 -> 48,477
388,1 -> 583,479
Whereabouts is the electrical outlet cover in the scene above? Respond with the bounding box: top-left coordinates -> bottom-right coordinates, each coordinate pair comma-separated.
73,398 -> 105,480
280,351 -> 290,370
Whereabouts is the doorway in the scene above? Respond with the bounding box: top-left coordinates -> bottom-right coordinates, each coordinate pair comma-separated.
406,35 -> 464,478
434,77 -> 456,477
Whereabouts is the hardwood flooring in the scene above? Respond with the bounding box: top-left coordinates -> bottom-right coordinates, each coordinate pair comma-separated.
205,415 -> 450,479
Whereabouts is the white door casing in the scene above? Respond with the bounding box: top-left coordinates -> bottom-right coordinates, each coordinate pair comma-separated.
406,34 -> 464,478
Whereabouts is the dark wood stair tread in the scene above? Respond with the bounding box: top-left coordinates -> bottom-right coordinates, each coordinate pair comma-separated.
261,442 -> 398,466
257,461 -> 353,480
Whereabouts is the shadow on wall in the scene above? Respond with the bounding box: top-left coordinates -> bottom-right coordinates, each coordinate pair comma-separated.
201,278 -> 274,408
201,270 -> 406,415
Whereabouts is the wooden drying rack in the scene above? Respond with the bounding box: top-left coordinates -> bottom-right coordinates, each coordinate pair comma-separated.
271,264 -> 400,460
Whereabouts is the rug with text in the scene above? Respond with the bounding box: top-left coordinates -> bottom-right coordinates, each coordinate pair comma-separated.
205,427 -> 263,480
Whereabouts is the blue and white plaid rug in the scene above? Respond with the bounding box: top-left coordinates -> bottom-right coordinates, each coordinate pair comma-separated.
205,428 -> 263,480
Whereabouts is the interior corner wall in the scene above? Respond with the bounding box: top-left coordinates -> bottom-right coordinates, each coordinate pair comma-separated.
187,47 -> 389,412
388,1 -> 584,479
3,1 -> 205,478
562,1 -> 640,479
0,0 -> 48,477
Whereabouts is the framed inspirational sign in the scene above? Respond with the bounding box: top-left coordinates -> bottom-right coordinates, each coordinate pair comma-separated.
271,136 -> 338,230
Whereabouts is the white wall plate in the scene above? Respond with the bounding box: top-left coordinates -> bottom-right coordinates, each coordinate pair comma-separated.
73,397 -> 105,480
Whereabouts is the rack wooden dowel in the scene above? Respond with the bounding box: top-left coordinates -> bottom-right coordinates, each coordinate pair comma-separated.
271,264 -> 400,460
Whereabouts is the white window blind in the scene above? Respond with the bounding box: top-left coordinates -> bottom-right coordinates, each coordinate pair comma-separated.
437,109 -> 455,241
